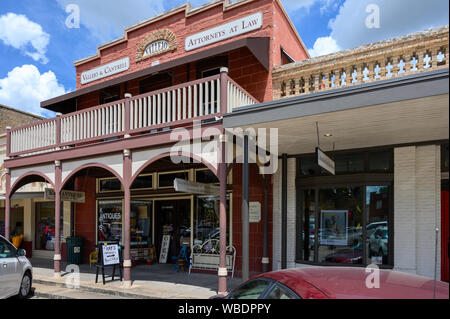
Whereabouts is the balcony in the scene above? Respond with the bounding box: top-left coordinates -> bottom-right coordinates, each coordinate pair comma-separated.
6,71 -> 258,158
273,25 -> 449,100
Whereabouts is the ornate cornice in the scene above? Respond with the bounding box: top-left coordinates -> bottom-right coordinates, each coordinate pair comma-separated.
135,29 -> 178,62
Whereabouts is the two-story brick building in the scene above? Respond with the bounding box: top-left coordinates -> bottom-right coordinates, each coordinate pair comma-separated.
3,0 -> 449,294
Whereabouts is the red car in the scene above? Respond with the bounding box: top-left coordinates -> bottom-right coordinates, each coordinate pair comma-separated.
216,267 -> 449,299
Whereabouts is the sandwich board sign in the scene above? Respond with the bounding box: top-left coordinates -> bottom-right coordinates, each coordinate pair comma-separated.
102,244 -> 120,266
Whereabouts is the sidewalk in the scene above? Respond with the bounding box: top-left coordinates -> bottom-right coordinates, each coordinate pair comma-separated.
30,258 -> 242,299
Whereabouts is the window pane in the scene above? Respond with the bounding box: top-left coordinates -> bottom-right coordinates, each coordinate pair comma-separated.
159,172 -> 189,188
335,154 -> 365,173
230,280 -> 271,299
131,200 -> 152,247
36,203 -> 62,251
99,179 -> 121,192
298,157 -> 319,176
318,187 -> 363,264
297,189 -> 315,262
131,175 -> 153,189
366,186 -> 390,265
369,151 -> 392,172
194,196 -> 230,246
265,285 -> 296,299
0,238 -> 16,258
0,208 -> 24,238
196,170 -> 219,184
98,200 -> 122,244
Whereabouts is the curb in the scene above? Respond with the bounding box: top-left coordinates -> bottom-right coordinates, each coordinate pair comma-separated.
33,278 -> 156,299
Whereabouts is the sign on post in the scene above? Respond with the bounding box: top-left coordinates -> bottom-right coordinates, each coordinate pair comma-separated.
44,188 -> 85,203
159,235 -> 171,264
316,147 -> 336,175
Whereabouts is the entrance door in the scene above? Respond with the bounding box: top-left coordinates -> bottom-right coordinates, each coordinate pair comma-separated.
442,190 -> 449,282
154,199 -> 191,263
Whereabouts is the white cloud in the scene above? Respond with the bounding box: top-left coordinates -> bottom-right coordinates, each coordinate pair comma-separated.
56,0 -> 166,42
308,36 -> 341,57
329,0 -> 449,50
0,13 -> 50,64
280,0 -> 337,14
0,65 -> 66,117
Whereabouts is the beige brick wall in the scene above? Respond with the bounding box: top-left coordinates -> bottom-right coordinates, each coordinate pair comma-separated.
394,145 -> 441,279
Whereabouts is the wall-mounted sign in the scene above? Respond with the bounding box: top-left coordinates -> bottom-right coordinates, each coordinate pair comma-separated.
316,147 -> 335,175
80,57 -> 129,85
136,29 -> 177,62
249,201 -> 261,223
44,188 -> 85,203
185,12 -> 263,51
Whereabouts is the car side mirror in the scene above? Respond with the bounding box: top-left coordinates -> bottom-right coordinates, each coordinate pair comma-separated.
17,249 -> 26,257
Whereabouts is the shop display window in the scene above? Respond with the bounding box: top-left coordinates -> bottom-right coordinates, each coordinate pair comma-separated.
0,208 -> 24,238
35,202 -> 62,250
194,195 -> 230,246
98,200 -> 122,244
130,200 -> 152,246
297,190 -> 315,262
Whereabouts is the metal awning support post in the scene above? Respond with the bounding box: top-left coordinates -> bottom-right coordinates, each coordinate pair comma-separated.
218,133 -> 228,294
262,175 -> 270,273
54,160 -> 62,277
281,153 -> 287,269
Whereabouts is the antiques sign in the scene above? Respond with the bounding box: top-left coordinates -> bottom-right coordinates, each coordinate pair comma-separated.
44,188 -> 85,203
185,12 -> 263,51
81,57 -> 130,85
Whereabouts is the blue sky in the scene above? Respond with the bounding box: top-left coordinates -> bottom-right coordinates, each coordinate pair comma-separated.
0,0 -> 448,117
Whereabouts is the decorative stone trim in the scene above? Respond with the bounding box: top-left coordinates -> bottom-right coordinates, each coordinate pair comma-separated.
135,29 -> 177,62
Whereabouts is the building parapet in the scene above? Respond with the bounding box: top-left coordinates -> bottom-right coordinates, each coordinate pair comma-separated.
273,25 -> 449,100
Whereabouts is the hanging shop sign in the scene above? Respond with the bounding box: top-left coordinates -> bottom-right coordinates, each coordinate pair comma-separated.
44,188 -> 85,203
249,201 -> 261,223
185,12 -> 263,51
81,57 -> 130,85
136,29 -> 178,62
174,178 -> 220,196
319,210 -> 348,246
316,147 -> 335,175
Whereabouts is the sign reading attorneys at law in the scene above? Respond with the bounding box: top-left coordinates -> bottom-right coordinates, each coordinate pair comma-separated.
316,147 -> 335,175
80,57 -> 130,85
44,188 -> 85,203
185,12 -> 263,51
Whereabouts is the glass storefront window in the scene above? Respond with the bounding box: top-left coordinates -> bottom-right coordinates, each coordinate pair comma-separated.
297,190 -> 315,262
317,187 -> 364,264
194,195 -> 230,246
365,186 -> 390,265
0,208 -> 24,237
335,153 -> 365,173
130,200 -> 152,246
158,171 -> 189,188
35,202 -> 62,250
98,200 -> 122,244
99,178 -> 122,192
131,175 -> 153,190
195,169 -> 219,184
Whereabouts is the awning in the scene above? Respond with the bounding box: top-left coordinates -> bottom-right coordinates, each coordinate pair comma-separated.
42,37 -> 270,114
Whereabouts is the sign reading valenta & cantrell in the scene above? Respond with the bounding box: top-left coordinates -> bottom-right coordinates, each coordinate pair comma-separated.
80,12 -> 263,85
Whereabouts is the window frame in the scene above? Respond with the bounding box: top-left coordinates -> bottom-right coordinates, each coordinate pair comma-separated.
227,278 -> 275,299
295,179 -> 394,269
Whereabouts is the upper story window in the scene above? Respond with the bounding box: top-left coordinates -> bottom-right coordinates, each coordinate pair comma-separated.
100,85 -> 121,104
139,73 -> 172,95
196,56 -> 228,79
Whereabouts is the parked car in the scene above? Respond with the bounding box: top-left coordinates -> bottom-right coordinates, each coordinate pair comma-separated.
366,221 -> 387,238
369,227 -> 389,258
212,267 -> 449,299
0,235 -> 33,299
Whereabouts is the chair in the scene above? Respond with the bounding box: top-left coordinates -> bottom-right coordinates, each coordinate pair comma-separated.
172,246 -> 188,272
89,250 -> 98,268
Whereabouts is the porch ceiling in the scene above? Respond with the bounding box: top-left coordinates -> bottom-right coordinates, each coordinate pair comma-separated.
238,94 -> 449,155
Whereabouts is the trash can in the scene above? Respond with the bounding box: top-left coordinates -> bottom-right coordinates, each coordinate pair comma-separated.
66,237 -> 84,265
